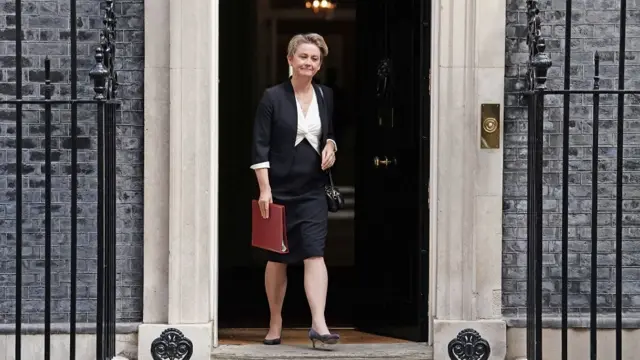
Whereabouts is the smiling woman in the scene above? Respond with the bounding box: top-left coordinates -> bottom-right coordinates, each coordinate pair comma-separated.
286,34 -> 329,81
250,32 -> 341,347
216,1 -> 360,336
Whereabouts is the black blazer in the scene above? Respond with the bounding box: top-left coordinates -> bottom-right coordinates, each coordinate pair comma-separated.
251,80 -> 336,183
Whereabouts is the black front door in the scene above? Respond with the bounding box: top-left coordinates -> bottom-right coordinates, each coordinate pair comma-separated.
353,0 -> 430,342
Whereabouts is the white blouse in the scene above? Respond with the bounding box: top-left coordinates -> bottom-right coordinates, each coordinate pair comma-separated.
250,91 -> 337,170
295,90 -> 323,154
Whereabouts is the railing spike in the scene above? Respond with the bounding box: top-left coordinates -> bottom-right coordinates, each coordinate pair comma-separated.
594,51 -> 600,90
43,57 -> 53,99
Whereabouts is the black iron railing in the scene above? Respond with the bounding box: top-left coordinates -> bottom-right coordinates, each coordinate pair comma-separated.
1,0 -> 119,359
524,0 -> 640,359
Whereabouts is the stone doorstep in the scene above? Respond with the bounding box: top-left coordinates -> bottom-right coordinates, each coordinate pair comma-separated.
211,343 -> 433,359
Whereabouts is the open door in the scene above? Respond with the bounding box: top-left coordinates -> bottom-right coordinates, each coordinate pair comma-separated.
354,0 -> 430,342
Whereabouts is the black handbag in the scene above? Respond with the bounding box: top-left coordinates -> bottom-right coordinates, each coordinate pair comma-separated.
325,170 -> 344,213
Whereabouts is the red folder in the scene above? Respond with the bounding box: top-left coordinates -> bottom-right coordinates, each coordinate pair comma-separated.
251,200 -> 289,254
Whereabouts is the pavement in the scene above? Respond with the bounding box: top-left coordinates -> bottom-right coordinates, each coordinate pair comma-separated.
211,343 -> 433,359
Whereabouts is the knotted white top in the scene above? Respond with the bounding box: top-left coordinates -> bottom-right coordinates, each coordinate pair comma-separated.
250,90 -> 337,170
294,90 -> 322,154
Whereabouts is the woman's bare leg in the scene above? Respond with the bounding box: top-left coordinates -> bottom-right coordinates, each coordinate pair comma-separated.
265,261 -> 288,340
303,256 -> 330,334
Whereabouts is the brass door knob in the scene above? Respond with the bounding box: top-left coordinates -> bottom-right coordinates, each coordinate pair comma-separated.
373,156 -> 396,168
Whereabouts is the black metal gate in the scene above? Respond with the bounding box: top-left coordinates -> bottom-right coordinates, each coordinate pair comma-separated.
0,0 -> 118,359
525,0 -> 640,359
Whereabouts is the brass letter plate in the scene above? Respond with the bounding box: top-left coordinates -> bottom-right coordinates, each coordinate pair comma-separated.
480,103 -> 500,149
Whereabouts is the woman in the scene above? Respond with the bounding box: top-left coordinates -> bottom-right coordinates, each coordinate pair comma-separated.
250,33 -> 340,348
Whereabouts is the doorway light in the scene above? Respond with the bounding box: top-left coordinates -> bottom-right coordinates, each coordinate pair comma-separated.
305,0 -> 337,14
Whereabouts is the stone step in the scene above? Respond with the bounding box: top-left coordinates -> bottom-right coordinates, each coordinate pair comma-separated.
211,343 -> 432,360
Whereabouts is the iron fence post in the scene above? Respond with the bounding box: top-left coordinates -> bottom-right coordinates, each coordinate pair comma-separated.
525,2 -> 551,360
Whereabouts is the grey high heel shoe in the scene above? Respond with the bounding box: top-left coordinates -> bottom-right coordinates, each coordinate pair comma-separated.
308,328 -> 340,348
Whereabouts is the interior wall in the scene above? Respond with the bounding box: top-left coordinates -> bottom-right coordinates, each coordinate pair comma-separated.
218,0 -> 260,267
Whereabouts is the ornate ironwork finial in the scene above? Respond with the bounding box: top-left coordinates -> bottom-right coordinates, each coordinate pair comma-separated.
150,328 -> 193,360
89,47 -> 108,99
526,0 -> 552,90
89,0 -> 118,100
103,0 -> 118,99
447,328 -> 491,360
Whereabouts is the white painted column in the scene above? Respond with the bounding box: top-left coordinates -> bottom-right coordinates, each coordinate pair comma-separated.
166,0 -> 214,325
142,0 -> 170,325
429,0 -> 507,358
139,0 -> 217,358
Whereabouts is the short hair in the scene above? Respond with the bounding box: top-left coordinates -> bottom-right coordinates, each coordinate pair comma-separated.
287,33 -> 329,58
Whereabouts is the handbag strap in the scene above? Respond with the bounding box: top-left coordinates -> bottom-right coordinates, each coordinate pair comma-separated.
316,84 -> 336,188
327,169 -> 335,188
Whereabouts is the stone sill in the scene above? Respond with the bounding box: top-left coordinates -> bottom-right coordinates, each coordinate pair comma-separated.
0,322 -> 140,334
506,316 -> 640,329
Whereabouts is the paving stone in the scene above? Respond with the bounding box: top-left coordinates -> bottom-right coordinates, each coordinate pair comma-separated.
210,343 -> 433,360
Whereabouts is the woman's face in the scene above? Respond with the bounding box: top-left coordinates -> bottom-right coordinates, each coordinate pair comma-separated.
288,43 -> 322,78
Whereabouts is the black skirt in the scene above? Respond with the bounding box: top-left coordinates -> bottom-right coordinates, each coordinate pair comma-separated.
267,139 -> 328,264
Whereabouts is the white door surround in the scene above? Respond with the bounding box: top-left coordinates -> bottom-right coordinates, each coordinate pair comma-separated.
139,0 -> 509,359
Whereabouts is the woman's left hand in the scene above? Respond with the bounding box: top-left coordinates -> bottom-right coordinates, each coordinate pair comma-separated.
321,143 -> 336,170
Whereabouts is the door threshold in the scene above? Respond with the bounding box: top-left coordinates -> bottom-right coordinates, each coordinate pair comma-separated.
218,328 -> 411,345
211,343 -> 433,359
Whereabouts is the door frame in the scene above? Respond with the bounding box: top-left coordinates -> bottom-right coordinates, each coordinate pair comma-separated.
141,0 -> 507,353
427,0 -> 438,344
418,0 -> 432,344
211,0 -> 438,347
211,0 -> 219,348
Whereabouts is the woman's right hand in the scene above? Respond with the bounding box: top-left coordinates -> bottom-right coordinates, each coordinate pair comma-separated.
258,190 -> 273,219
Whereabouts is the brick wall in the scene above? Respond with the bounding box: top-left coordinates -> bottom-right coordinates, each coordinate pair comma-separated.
0,0 -> 143,324
503,0 -> 640,317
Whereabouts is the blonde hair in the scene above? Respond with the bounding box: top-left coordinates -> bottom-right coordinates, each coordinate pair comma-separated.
287,33 -> 329,58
